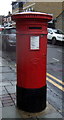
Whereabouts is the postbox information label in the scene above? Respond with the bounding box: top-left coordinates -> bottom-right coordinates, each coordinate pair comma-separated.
30,36 -> 39,50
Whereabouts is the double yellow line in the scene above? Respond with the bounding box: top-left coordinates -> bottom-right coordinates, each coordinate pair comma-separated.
46,73 -> 64,92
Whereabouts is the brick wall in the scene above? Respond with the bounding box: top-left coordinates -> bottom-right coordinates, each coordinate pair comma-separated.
23,2 -> 62,19
55,11 -> 64,32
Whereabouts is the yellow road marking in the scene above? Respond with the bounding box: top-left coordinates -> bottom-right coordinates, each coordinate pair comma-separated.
47,77 -> 64,92
47,73 -> 64,85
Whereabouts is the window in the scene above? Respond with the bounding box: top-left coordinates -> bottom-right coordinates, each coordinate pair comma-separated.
54,30 -> 64,34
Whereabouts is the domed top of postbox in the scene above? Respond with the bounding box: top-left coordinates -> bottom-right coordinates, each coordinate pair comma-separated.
12,12 -> 52,22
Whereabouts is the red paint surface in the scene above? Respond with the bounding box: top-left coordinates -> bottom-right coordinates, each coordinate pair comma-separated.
12,12 -> 52,89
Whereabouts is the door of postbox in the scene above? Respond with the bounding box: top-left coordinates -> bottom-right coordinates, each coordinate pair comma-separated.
16,22 -> 47,89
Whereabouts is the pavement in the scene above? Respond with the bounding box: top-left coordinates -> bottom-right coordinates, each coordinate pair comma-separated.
0,51 -> 63,119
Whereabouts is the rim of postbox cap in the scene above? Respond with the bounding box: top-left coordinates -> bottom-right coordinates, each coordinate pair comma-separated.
12,11 -> 53,15
12,12 -> 53,22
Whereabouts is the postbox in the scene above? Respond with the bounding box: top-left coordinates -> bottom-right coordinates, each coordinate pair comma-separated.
12,12 -> 52,113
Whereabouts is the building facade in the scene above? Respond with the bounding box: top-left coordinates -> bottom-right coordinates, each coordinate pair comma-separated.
12,2 -> 23,14
23,2 -> 62,19
22,2 -> 64,30
3,1 -> 64,30
3,12 -> 12,27
0,16 -> 4,26
55,4 -> 64,31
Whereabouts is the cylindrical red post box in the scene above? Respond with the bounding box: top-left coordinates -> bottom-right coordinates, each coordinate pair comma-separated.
12,12 -> 52,113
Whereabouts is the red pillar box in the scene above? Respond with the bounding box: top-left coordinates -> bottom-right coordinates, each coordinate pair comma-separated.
12,12 -> 52,113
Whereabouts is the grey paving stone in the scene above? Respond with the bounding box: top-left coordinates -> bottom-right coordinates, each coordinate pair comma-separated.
0,66 -> 2,73
2,94 -> 14,107
2,106 -> 21,118
10,93 -> 16,104
2,106 -> 37,118
2,99 -> 62,118
2,58 -> 9,66
36,102 -> 62,118
0,87 -> 2,95
0,50 -> 2,56
40,112 -> 62,118
2,66 -> 13,73
0,107 -> 2,120
0,56 -> 2,59
0,100 -> 2,108
2,99 -> 12,104
2,87 -> 8,95
0,73 -> 2,82
2,97 -> 11,101
11,81 -> 17,85
5,85 -> 16,94
3,102 -> 14,107
0,57 -> 2,67
0,62 -> 2,67
2,94 -> 11,101
10,93 -> 16,99
0,81 -> 12,87
13,98 -> 16,104
2,72 -> 16,81
9,63 -> 16,70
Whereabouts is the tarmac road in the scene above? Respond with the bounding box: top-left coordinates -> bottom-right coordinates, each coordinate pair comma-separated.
47,43 -> 64,117
2,42 -> 64,117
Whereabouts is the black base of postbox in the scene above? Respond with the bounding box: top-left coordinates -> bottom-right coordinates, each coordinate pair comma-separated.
16,85 -> 46,113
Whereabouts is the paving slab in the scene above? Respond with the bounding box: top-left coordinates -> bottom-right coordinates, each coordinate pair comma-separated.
2,105 -> 37,118
0,50 -> 2,57
11,81 -> 17,85
5,85 -> 16,94
2,106 -> 21,118
0,58 -> 2,66
10,93 -> 16,100
0,73 -> 2,82
0,107 -> 2,120
2,93 -> 16,107
2,102 -> 62,119
10,94 -> 16,105
0,86 -> 2,96
2,66 -> 13,73
0,100 -> 2,108
2,58 -> 9,67
2,72 -> 16,81
3,101 -> 14,107
0,63 -> 2,73
2,87 -> 8,95
0,81 -> 12,87
36,102 -> 62,118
